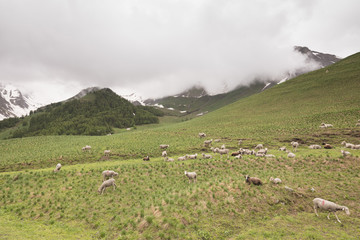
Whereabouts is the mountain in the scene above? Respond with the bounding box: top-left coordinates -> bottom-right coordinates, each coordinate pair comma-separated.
1,88 -> 164,138
141,46 -> 341,115
0,84 -> 42,120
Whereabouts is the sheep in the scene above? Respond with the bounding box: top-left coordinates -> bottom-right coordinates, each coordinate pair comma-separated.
184,171 -> 197,183
320,123 -> 333,128
245,175 -> 262,185
351,144 -> 360,150
177,156 -> 186,161
214,139 -> 221,142
285,186 -> 294,192
279,146 -> 287,151
143,156 -> 150,161
204,139 -> 213,147
198,133 -> 206,138
324,144 -> 332,149
238,140 -> 243,145
255,152 -> 265,157
234,154 -> 242,159
287,152 -> 295,158
98,178 -> 116,194
161,151 -> 167,157
186,154 -> 198,159
309,145 -> 322,149
202,153 -> 212,159
82,145 -> 91,151
257,148 -> 268,155
220,144 -> 226,149
265,154 -> 276,158
341,150 -> 351,157
341,141 -> 354,149
291,141 -> 299,152
241,149 -> 254,155
216,148 -> 229,158
269,177 -> 282,184
102,170 -> 119,181
313,198 -> 350,223
164,157 -> 174,162
231,151 -> 241,156
355,123 -> 360,127
159,144 -> 169,149
53,163 -> 62,172
104,150 -> 111,156
254,144 -> 263,150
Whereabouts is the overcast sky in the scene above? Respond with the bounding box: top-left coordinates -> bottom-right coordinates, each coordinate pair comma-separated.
0,0 -> 359,104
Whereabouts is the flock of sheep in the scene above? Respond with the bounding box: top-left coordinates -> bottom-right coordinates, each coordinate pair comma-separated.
51,121 -> 360,224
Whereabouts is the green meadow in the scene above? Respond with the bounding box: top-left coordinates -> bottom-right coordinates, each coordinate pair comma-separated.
0,53 -> 360,239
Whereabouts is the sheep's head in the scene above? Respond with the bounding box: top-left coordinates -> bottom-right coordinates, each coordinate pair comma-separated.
343,207 -> 350,215
184,171 -> 187,175
269,177 -> 274,181
114,172 -> 119,177
245,175 -> 250,182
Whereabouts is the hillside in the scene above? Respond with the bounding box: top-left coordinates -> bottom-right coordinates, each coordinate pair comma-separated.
0,88 -> 163,138
0,53 -> 359,239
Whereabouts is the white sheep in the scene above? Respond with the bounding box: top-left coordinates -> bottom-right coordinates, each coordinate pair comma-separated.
220,144 -> 226,149
265,154 -> 276,158
184,171 -> 197,183
351,144 -> 360,150
287,152 -> 295,158
161,151 -> 167,157
102,170 -> 119,181
104,150 -> 111,156
255,152 -> 265,157
53,163 -> 62,172
159,144 -> 169,149
257,148 -> 268,155
238,140 -> 243,145
177,156 -> 186,161
269,177 -> 282,184
291,141 -> 299,152
313,198 -> 350,223
204,139 -> 213,147
355,123 -> 360,127
214,139 -> 221,142
216,148 -> 229,158
341,141 -> 354,149
278,146 -> 287,151
82,145 -> 91,151
341,150 -> 351,157
186,154 -> 198,159
202,153 -> 213,159
164,157 -> 174,162
309,145 -> 322,149
98,178 -> 116,194
198,133 -> 206,138
320,123 -> 333,128
255,144 -> 263,150
234,154 -> 242,159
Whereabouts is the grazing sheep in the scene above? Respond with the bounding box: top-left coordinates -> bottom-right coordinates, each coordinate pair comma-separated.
279,146 -> 287,151
53,163 -> 62,172
202,153 -> 213,159
341,150 -> 351,157
320,123 -> 333,128
255,144 -> 263,150
341,141 -> 354,149
241,149 -> 254,155
231,151 -> 241,156
313,198 -> 350,223
245,175 -> 262,185
255,152 -> 265,157
143,156 -> 150,161
164,157 -> 174,162
220,144 -> 226,149
234,154 -> 242,159
161,151 -> 167,157
309,145 -> 322,149
217,148 -> 229,158
198,133 -> 206,138
214,139 -> 221,142
265,154 -> 276,158
285,186 -> 294,192
269,177 -> 282,184
291,141 -> 299,152
82,145 -> 91,151
287,152 -> 295,158
257,148 -> 268,155
355,123 -> 360,127
186,154 -> 198,159
102,170 -> 119,181
184,171 -> 197,183
351,144 -> 360,150
324,144 -> 332,149
104,150 -> 111,156
160,144 -> 169,149
98,178 -> 116,194
177,156 -> 186,161
204,139 -> 213,147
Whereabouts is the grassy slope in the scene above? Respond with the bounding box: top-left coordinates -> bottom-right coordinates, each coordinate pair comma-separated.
0,53 -> 360,239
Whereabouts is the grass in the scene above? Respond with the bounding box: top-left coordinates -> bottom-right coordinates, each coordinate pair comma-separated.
0,53 -> 360,239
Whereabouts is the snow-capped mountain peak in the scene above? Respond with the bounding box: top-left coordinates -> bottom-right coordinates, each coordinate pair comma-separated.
0,84 -> 43,120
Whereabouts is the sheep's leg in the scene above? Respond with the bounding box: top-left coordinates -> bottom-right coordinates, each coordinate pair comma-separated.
101,188 -> 105,195
113,183 -> 117,190
327,212 -> 331,220
334,213 -> 342,223
314,206 -> 319,216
